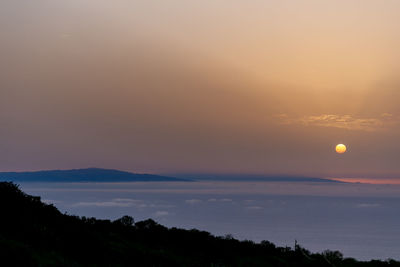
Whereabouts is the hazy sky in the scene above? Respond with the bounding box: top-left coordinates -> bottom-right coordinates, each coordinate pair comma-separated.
1,1 -> 400,178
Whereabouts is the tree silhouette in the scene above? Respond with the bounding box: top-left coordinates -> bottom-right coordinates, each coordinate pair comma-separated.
114,215 -> 134,226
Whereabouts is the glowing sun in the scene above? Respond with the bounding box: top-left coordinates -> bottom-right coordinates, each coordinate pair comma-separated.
335,144 -> 347,154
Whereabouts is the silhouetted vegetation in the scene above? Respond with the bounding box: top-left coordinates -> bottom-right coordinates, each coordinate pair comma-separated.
0,182 -> 398,266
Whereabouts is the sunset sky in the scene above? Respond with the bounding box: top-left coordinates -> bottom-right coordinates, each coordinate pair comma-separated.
1,0 -> 400,178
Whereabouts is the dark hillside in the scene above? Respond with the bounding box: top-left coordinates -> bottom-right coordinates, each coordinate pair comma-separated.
0,182 -> 398,266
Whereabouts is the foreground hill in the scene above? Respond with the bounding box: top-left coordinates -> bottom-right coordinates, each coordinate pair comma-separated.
0,182 -> 398,267
0,168 -> 189,182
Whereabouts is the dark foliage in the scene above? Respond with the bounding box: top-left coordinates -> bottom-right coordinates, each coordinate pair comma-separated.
0,182 -> 398,266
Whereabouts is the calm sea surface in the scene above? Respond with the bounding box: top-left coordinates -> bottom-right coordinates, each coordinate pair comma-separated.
19,181 -> 400,261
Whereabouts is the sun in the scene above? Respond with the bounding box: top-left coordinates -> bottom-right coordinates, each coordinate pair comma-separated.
335,144 -> 347,154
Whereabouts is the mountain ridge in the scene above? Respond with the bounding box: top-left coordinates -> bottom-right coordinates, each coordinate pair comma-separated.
0,168 -> 189,182
0,168 -> 345,183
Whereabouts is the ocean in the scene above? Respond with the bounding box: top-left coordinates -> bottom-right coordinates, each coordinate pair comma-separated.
19,181 -> 400,261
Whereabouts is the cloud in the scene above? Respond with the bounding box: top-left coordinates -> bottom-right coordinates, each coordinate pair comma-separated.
59,33 -> 72,39
73,199 -> 258,210
112,198 -> 141,203
153,211 -> 170,217
276,113 -> 398,131
185,199 -> 202,204
355,203 -> 380,208
72,201 -> 134,207
207,198 -> 233,202
71,198 -> 174,209
246,206 -> 263,210
42,199 -> 62,205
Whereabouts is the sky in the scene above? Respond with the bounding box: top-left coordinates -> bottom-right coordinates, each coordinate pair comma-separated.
1,0 -> 400,178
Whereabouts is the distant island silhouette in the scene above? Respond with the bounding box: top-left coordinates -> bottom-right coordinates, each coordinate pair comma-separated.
0,168 -> 344,183
0,182 -> 397,266
172,173 -> 345,183
0,168 -> 189,182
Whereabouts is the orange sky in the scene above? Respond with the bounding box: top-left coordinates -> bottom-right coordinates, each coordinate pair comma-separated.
1,1 -> 400,178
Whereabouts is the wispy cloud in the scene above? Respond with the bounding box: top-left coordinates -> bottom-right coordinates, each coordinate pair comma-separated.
153,211 -> 170,217
42,199 -> 62,205
207,198 -> 233,202
245,206 -> 263,210
355,203 -> 380,208
72,201 -> 135,207
276,113 -> 398,131
71,198 -> 174,209
185,199 -> 202,204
